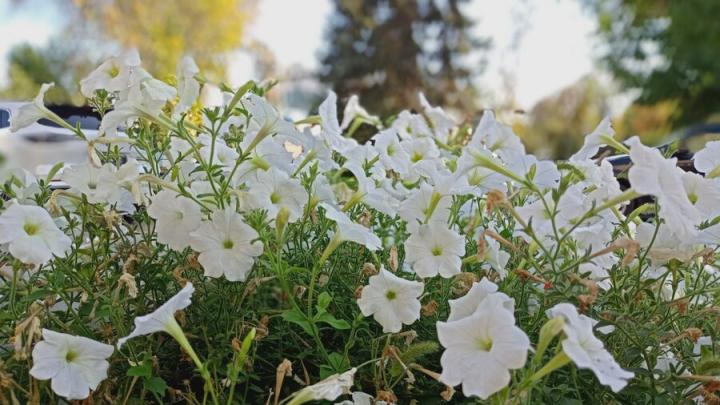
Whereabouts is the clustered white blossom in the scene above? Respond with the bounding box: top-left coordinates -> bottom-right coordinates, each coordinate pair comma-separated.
3,50 -> 719,403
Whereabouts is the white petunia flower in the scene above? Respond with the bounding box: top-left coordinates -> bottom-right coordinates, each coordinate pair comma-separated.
437,294 -> 529,399
357,268 -> 423,333
245,167 -> 308,225
447,278 -> 514,322
335,391 -> 387,405
341,95 -> 381,129
418,92 -> 455,143
10,83 -> 55,132
117,282 -> 195,348
372,128 -> 410,174
478,236 -> 511,279
681,171 -> 720,218
467,110 -> 525,160
319,91 -> 358,154
173,55 -> 200,118
398,183 -> 452,233
320,203 -> 382,251
627,136 -> 701,238
62,163 -> 136,212
147,190 -> 203,250
290,368 -> 357,405
31,329 -> 114,400
189,208 -> 263,281
404,222 -> 465,278
546,303 -> 634,393
0,203 -> 71,265
693,140 -> 720,176
80,49 -> 141,98
570,117 -> 614,162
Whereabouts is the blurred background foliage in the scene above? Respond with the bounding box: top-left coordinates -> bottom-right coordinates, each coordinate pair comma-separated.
3,0 -> 720,159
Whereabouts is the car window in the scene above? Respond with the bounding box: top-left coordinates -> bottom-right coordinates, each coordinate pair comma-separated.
0,108 -> 9,128
38,106 -> 102,130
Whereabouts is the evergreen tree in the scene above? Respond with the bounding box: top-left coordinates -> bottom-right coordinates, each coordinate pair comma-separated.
319,0 -> 489,118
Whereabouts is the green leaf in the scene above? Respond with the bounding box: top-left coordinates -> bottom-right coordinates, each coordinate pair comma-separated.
127,361 -> 152,378
315,312 -> 351,330
281,307 -> 315,335
143,376 -> 167,395
317,292 -> 332,310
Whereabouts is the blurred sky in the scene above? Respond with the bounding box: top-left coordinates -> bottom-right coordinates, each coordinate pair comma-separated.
2,0 -> 600,110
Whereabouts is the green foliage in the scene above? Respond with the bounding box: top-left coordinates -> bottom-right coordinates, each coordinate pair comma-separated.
586,0 -> 720,126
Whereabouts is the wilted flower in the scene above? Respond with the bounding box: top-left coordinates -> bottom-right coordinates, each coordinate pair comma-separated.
357,268 -> 423,333
30,329 -> 113,400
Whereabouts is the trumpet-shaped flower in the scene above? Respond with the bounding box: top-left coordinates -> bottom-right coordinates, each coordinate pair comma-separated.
30,329 -> 114,400
546,303 -> 634,393
189,208 -> 263,281
62,163 -> 136,212
319,91 -> 358,154
173,55 -> 200,118
437,294 -> 529,399
340,95 -> 380,129
80,49 -> 141,97
357,268 -> 423,333
570,117 -> 614,162
404,222 -> 465,278
467,110 -> 525,160
627,136 -> 701,238
694,140 -> 720,176
147,190 -> 203,250
447,278 -> 514,322
290,368 -> 357,405
245,167 -> 309,225
117,282 -> 195,347
10,83 -> 55,132
320,203 -> 382,251
0,203 -> 71,265
398,183 -> 452,232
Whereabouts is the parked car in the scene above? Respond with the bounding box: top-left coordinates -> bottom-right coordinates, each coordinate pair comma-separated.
0,103 -> 103,177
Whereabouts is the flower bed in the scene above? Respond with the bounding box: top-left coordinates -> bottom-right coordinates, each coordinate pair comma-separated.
2,50 -> 720,404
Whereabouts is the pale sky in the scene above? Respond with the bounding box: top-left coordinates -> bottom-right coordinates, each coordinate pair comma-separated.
1,0 -> 601,110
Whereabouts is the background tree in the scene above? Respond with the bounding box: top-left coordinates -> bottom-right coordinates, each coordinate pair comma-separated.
70,0 -> 257,78
318,0 -> 489,118
517,75 -> 609,160
585,0 -> 720,127
0,41 -> 93,105
3,0 -> 257,104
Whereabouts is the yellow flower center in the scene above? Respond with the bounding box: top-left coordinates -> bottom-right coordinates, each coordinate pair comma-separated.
23,223 -> 39,236
65,350 -> 78,362
476,337 -> 493,351
270,192 -> 281,204
386,290 -> 397,300
431,246 -> 443,256
223,239 -> 234,249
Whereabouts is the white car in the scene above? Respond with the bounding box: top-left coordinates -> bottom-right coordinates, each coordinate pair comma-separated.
0,102 -> 102,177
